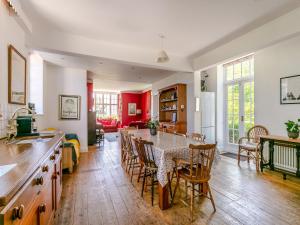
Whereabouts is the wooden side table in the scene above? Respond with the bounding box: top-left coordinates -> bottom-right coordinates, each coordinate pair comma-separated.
260,135 -> 300,179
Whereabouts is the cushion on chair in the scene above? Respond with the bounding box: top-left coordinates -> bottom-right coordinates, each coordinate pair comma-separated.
240,141 -> 258,151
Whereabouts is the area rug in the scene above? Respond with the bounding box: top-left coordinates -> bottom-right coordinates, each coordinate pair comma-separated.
220,152 -> 247,161
104,132 -> 119,142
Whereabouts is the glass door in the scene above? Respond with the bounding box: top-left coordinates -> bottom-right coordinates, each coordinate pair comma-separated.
224,55 -> 254,150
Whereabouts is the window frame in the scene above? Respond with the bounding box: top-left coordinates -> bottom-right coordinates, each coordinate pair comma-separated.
94,91 -> 118,119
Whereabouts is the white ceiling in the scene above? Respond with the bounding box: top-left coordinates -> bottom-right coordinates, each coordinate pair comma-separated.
38,51 -> 174,88
22,0 -> 299,57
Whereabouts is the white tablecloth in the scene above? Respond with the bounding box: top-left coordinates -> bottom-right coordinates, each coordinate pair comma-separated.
128,129 -> 208,187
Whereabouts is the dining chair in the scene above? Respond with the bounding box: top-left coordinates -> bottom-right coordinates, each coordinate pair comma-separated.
120,130 -> 129,164
123,131 -> 140,182
238,125 -> 269,172
135,139 -> 158,206
132,137 -> 144,183
171,143 -> 216,221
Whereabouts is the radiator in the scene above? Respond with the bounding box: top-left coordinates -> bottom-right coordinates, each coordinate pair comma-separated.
273,144 -> 297,173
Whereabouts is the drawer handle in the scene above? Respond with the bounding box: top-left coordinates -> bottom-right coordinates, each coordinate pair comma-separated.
36,176 -> 44,185
42,165 -> 49,172
39,204 -> 46,213
50,155 -> 56,161
12,204 -> 24,220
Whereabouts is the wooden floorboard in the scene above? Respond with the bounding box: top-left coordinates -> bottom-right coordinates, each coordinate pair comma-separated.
55,139 -> 300,225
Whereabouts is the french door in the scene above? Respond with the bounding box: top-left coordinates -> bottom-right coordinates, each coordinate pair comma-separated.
224,55 -> 254,150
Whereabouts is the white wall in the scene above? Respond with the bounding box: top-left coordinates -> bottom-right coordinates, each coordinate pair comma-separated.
200,35 -> 300,151
151,72 -> 195,133
0,2 -> 28,138
39,63 -> 88,151
255,35 -> 300,135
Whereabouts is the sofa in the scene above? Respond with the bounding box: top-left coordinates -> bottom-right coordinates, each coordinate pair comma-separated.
128,121 -> 147,129
97,118 -> 120,133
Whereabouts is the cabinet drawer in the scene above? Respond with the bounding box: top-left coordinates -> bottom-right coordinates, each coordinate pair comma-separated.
0,169 -> 43,225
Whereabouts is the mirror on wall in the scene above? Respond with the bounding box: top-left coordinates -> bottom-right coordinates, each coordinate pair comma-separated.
8,45 -> 27,105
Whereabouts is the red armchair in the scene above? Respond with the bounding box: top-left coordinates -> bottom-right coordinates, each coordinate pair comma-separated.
97,118 -> 120,133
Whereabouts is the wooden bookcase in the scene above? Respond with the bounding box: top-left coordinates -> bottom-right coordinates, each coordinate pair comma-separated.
158,83 -> 187,134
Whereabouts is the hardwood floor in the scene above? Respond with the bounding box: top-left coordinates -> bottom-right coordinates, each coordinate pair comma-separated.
55,139 -> 300,225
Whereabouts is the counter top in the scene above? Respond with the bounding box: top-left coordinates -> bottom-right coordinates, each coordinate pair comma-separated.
0,132 -> 64,208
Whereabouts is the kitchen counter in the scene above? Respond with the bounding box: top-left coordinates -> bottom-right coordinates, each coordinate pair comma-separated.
0,132 -> 64,209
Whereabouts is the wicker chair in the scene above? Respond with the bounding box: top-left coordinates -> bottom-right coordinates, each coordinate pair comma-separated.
171,144 -> 216,221
238,125 -> 269,172
188,133 -> 205,142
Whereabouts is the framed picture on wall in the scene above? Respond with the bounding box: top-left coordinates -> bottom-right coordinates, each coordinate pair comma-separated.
128,103 -> 136,116
280,75 -> 300,104
8,45 -> 27,105
59,95 -> 81,120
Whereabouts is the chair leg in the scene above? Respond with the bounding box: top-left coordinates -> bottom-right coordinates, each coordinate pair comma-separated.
137,163 -> 143,183
237,148 -> 241,165
190,182 -> 194,221
185,180 -> 188,200
130,159 -> 135,183
167,172 -> 173,201
141,169 -> 147,197
207,183 -> 216,212
151,173 -> 154,206
255,150 -> 260,172
171,176 -> 180,206
247,151 -> 250,163
127,158 -> 131,173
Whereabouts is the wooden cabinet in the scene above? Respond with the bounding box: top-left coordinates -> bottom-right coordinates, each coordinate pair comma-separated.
0,138 -> 63,225
159,83 -> 187,134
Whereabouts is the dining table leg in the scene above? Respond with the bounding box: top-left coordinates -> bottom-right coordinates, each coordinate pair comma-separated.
158,183 -> 169,210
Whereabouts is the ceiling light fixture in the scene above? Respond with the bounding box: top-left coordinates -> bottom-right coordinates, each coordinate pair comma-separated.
156,34 -> 169,63
5,0 -> 17,14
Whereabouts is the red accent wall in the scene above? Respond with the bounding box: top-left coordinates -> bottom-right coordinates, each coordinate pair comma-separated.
141,90 -> 151,121
120,91 -> 151,126
121,93 -> 142,126
87,82 -> 94,111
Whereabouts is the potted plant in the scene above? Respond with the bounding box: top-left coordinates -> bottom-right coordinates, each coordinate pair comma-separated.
285,119 -> 300,139
147,119 -> 159,136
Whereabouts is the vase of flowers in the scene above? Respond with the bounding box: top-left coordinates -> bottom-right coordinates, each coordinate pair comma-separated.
147,119 -> 159,136
285,119 -> 300,139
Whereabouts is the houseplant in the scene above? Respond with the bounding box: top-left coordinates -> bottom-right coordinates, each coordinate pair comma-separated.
285,119 -> 300,139
147,119 -> 159,135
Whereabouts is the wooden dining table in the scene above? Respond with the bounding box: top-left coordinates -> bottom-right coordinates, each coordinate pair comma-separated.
127,129 -> 206,210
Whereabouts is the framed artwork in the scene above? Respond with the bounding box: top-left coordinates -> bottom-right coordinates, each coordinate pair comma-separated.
8,45 -> 27,105
128,103 -> 136,116
59,95 -> 81,120
280,75 -> 300,104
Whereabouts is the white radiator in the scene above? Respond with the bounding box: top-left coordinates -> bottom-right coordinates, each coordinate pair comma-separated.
273,145 -> 297,173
